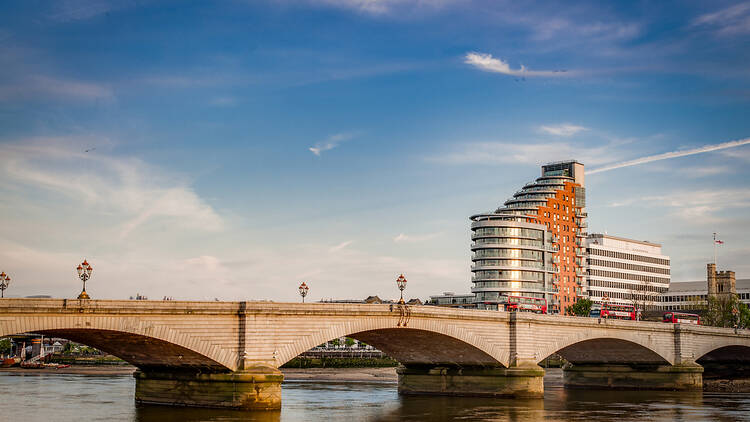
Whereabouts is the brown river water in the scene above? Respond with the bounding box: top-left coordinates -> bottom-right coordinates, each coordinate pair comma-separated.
2,368 -> 750,421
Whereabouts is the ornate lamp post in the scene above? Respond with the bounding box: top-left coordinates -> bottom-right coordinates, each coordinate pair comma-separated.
76,259 -> 93,300
396,274 -> 407,304
0,272 -> 10,298
298,282 -> 309,303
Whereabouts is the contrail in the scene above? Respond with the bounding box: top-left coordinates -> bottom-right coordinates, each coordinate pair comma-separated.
588,137 -> 750,174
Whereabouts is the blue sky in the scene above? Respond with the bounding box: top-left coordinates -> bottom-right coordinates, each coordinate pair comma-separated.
1,0 -> 749,301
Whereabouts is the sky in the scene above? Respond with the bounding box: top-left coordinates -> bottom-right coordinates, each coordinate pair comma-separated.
1,0 -> 749,302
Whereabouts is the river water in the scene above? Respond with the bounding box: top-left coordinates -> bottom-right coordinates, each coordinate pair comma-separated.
3,369 -> 750,421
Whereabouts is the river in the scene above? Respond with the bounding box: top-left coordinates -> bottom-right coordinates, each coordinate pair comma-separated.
3,369 -> 750,421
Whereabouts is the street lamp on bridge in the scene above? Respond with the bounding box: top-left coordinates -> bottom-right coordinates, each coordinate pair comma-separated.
396,274 -> 407,304
0,272 -> 10,298
76,259 -> 93,300
298,282 -> 309,303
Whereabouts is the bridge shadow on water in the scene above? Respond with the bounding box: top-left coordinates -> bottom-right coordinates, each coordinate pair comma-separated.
130,374 -> 746,422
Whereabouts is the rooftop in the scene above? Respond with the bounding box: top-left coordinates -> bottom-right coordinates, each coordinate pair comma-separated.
666,279 -> 750,294
588,233 -> 662,248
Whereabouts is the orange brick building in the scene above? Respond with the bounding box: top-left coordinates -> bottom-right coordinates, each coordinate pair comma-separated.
470,160 -> 586,314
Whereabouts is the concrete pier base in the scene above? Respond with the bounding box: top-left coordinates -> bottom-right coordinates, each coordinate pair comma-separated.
134,366 -> 283,410
397,364 -> 545,398
563,363 -> 703,391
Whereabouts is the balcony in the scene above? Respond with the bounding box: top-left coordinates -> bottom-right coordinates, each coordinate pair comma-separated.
576,231 -> 588,238
576,268 -> 587,276
575,211 -> 588,218
575,248 -> 585,257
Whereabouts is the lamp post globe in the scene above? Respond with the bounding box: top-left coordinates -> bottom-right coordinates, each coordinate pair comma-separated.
396,274 -> 407,304
77,259 -> 93,300
299,282 -> 309,303
0,272 -> 9,298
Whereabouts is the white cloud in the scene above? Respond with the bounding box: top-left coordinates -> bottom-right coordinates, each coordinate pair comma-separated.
0,75 -> 114,101
539,124 -> 588,137
329,240 -> 354,252
692,3 -> 750,36
208,96 -> 238,107
308,0 -> 458,16
393,232 -> 442,243
48,0 -> 124,22
0,137 -> 223,239
588,137 -> 750,174
607,189 -> 750,223
464,52 -> 575,77
427,141 -> 618,167
309,132 -> 356,156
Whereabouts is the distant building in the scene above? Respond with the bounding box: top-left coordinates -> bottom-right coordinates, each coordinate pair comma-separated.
585,233 -> 671,310
661,264 -> 748,311
428,292 -> 476,308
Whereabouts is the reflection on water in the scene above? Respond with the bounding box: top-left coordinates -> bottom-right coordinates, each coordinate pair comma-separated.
3,370 -> 750,421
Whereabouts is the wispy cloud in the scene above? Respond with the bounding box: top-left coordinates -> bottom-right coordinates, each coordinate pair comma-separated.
608,189 -> 750,223
464,52 -> 574,77
588,137 -> 750,174
48,0 -> 123,22
539,124 -> 588,137
0,137 -> 223,239
208,96 -> 238,107
329,240 -> 354,252
305,0 -> 458,16
0,75 -> 114,101
309,132 -> 356,156
393,232 -> 442,243
427,141 -> 618,166
691,3 -> 750,36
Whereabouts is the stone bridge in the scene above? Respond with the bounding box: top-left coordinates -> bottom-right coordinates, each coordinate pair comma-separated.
2,299 -> 750,410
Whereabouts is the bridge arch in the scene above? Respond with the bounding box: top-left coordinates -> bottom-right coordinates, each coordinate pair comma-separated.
694,340 -> 750,363
536,332 -> 673,365
276,317 -> 508,368
0,315 -> 235,372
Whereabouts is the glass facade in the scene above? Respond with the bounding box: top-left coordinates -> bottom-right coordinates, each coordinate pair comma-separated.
469,160 -> 586,314
469,213 -> 556,310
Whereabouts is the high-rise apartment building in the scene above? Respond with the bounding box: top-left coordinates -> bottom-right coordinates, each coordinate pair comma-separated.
585,234 -> 670,310
470,160 -> 587,314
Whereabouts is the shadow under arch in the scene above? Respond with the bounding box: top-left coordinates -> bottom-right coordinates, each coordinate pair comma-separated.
697,345 -> 750,381
549,338 -> 671,365
21,329 -> 231,373
283,328 -> 506,368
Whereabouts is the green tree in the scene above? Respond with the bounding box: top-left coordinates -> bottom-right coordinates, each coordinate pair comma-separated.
565,298 -> 593,317
344,337 -> 356,348
702,295 -> 750,328
0,338 -> 11,355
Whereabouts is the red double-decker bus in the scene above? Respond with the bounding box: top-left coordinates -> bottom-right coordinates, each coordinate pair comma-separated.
663,312 -> 700,325
505,296 -> 547,314
590,303 -> 636,320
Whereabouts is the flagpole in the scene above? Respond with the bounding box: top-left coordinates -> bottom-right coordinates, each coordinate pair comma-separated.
713,232 -> 717,267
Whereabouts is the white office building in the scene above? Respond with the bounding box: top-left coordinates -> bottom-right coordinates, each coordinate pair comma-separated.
585,233 -> 671,310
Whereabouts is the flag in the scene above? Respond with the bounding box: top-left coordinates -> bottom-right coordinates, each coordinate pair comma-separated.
715,240 -> 724,245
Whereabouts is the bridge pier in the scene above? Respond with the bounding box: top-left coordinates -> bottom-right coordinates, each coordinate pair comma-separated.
563,363 -> 703,391
397,362 -> 545,398
134,366 -> 283,410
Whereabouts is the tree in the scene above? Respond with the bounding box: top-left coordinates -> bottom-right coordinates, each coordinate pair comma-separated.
702,295 -> 750,328
565,298 -> 593,317
344,337 -> 355,348
0,338 -> 10,355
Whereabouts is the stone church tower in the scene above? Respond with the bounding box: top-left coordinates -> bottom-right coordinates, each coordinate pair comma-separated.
707,263 -> 736,298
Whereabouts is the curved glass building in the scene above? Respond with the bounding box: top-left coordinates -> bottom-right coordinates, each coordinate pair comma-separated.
470,160 -> 586,314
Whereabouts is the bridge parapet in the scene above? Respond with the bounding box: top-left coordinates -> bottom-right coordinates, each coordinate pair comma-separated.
4,299 -> 750,409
